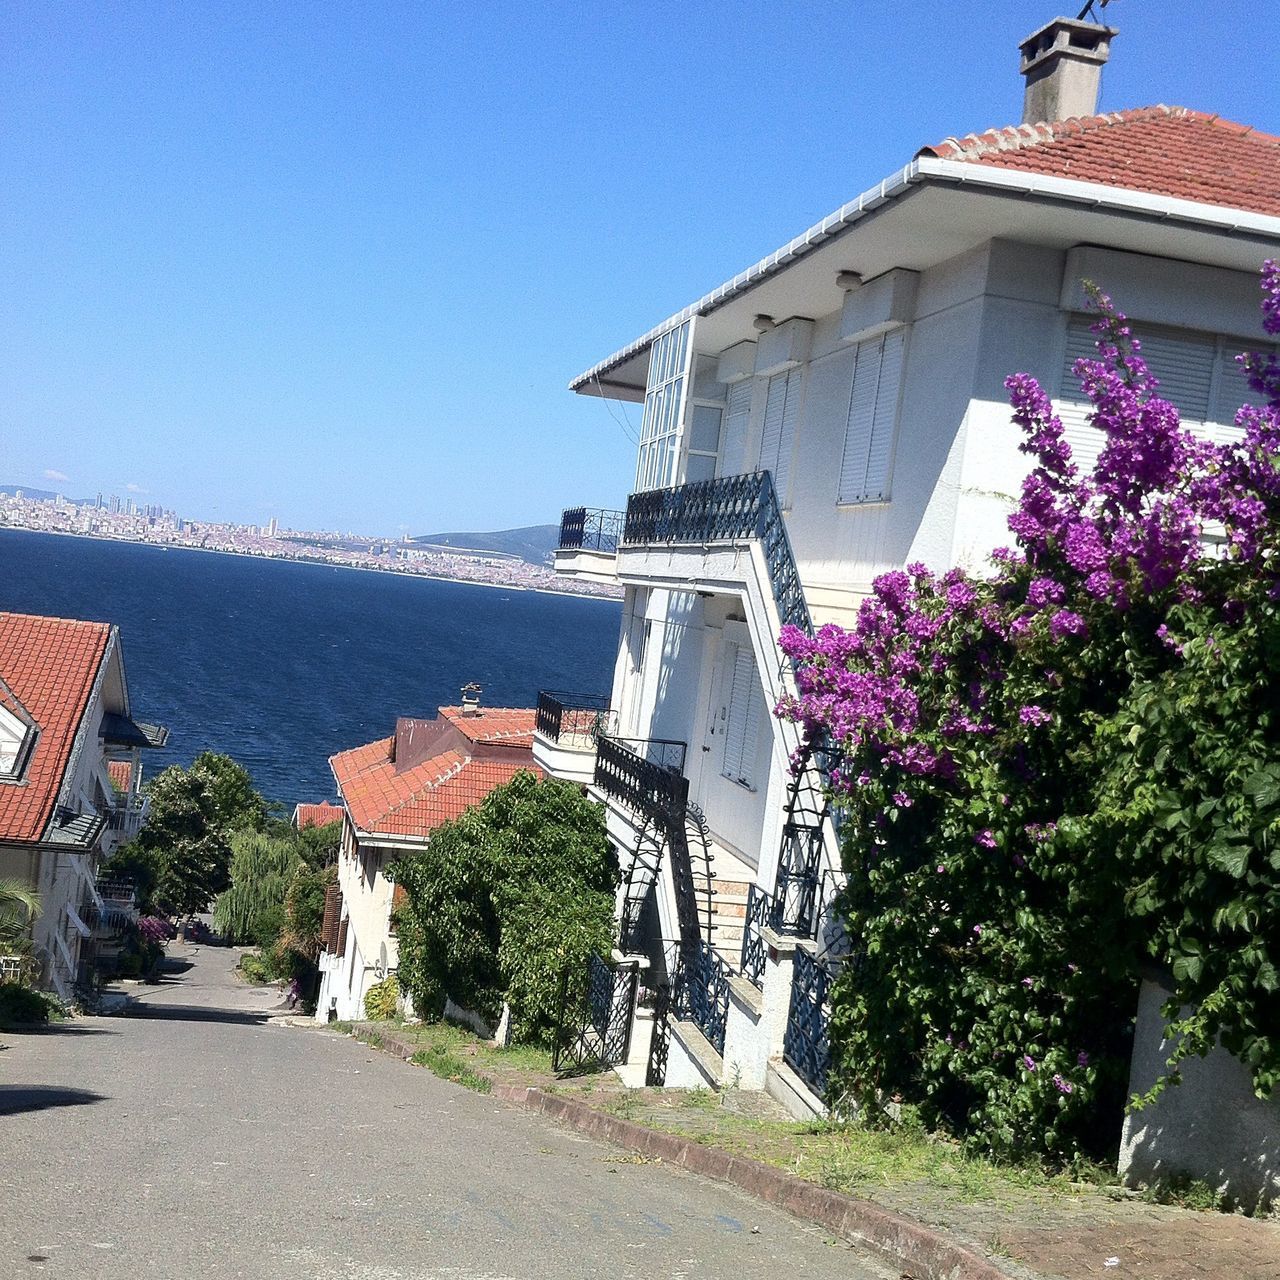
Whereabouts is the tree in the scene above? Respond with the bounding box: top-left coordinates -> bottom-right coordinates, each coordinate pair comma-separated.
109,754 -> 268,916
0,878 -> 41,981
392,772 -> 617,1042
212,832 -> 301,945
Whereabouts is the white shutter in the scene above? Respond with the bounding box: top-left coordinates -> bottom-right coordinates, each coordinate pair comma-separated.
758,371 -> 789,477
839,330 -> 904,503
774,368 -> 801,501
1212,340 -> 1276,445
1056,319 -> 1106,476
720,379 -> 753,477
721,644 -> 760,787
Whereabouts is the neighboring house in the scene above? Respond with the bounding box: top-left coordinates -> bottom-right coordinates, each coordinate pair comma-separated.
315,698 -> 540,1022
291,801 -> 344,831
537,16 -> 1280,1116
0,612 -> 167,998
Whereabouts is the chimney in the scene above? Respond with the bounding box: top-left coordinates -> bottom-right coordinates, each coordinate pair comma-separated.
1018,16 -> 1117,125
460,682 -> 482,717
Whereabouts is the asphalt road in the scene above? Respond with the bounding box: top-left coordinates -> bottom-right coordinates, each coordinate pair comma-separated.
0,943 -> 889,1279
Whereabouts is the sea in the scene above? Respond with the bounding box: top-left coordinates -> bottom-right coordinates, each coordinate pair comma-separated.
0,529 -> 621,806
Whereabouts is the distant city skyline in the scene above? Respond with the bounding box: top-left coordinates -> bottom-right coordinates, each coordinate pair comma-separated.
2,2 -> 1272,531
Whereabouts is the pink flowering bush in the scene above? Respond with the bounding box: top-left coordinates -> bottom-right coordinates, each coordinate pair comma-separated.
779,263 -> 1280,1160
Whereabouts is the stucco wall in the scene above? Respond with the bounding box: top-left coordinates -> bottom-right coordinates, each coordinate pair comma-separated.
1120,977 -> 1280,1211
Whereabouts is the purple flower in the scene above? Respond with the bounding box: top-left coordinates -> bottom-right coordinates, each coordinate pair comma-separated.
1023,1055 -> 1037,1072
1021,977 -> 1034,987
1049,610 -> 1088,642
1026,577 -> 1065,608
1019,704 -> 1051,727
973,925 -> 983,936
1077,1051 -> 1090,1068
974,829 -> 997,849
1053,1074 -> 1074,1095
892,791 -> 912,808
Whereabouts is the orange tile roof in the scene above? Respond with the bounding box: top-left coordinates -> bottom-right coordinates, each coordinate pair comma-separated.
438,705 -> 536,747
293,801 -> 345,829
923,106 -> 1280,218
107,759 -> 133,793
0,613 -> 111,844
330,733 -> 541,838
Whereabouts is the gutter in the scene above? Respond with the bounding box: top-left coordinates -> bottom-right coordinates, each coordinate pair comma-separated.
572,158 -> 1280,394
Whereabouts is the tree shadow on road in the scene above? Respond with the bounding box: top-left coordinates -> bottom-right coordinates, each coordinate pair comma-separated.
0,1086 -> 106,1116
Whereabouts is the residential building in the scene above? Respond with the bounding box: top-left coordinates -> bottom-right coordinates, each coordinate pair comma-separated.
316,697 -> 540,1022
291,801 -> 344,831
0,612 -> 166,998
538,16 -> 1280,1113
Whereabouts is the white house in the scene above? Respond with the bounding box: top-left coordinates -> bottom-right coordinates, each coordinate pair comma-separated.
316,698 -> 539,1023
535,15 -> 1280,1120
0,612 -> 167,999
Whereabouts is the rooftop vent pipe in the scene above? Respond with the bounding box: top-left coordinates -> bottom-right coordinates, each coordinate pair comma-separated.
1019,15 -> 1117,124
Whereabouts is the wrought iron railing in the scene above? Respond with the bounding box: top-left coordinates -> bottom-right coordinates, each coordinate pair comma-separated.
96,877 -> 138,905
559,506 -> 625,554
535,690 -> 616,747
740,882 -> 773,989
674,937 -> 730,1056
621,471 -> 811,633
784,947 -> 834,1097
552,952 -> 640,1075
594,735 -> 688,822
773,821 -> 824,936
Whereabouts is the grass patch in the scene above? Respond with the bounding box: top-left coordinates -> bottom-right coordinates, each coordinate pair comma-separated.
410,1044 -> 492,1093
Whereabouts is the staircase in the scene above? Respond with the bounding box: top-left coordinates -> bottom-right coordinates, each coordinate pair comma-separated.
704,842 -> 755,965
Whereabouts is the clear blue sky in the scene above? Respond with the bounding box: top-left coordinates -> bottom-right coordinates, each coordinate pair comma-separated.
0,1 -> 1271,534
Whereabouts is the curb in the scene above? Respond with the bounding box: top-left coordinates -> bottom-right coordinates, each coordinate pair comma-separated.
345,1024 -> 1012,1280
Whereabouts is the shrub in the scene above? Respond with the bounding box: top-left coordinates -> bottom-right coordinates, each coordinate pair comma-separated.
777,263 -> 1280,1160
0,983 -> 56,1027
364,974 -> 399,1021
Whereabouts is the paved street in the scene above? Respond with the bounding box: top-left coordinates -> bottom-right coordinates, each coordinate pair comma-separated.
0,945 -> 889,1279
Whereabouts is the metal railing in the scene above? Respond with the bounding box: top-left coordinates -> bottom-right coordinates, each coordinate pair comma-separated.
739,882 -> 773,989
784,948 -> 834,1097
594,735 -> 688,823
621,471 -> 811,633
96,877 -> 138,905
773,821 -> 825,937
534,690 -> 617,747
559,507 -> 625,554
674,937 -> 730,1056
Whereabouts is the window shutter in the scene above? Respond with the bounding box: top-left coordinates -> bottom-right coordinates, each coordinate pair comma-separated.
336,916 -> 349,959
321,884 -> 341,952
839,330 -> 905,503
720,379 -> 753,477
721,643 -> 761,787
1212,340 -> 1277,445
758,371 -> 789,478
774,368 -> 801,499
1055,320 -> 1106,476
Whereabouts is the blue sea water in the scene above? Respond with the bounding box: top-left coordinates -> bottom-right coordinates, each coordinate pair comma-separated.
0,530 -> 621,805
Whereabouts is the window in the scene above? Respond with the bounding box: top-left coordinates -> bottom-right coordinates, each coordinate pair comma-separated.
683,403 -> 723,483
838,328 -> 905,504
1054,319 -> 1275,470
758,368 -> 802,501
721,642 -> 761,788
636,321 -> 691,492
0,689 -> 37,782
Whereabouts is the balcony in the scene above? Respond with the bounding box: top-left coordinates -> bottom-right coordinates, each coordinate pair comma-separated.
621,471 -> 810,632
532,690 -> 617,785
593,735 -> 688,827
105,793 -> 149,840
554,507 -> 625,585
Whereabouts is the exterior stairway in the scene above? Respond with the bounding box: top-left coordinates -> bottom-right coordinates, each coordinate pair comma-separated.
705,841 -> 755,966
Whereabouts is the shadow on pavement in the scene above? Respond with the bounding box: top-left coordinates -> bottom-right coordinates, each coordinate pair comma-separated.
0,1022 -> 117,1036
128,1004 -> 271,1026
0,1086 -> 107,1115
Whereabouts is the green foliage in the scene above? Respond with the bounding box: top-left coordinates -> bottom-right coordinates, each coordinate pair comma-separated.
363,973 -> 400,1020
0,983 -> 61,1027
213,832 -> 302,945
280,862 -> 335,961
294,819 -> 342,869
112,753 -> 268,916
392,771 -> 616,1043
0,878 -> 41,974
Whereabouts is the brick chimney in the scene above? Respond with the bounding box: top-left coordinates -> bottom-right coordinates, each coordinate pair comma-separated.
1019,16 -> 1117,125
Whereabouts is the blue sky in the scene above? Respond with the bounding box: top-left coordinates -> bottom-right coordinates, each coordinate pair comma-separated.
0,1 -> 1271,533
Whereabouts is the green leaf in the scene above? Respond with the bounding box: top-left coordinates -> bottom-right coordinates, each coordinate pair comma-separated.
1206,841 -> 1251,879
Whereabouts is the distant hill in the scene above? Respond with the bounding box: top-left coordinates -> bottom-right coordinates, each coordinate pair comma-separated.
408,524 -> 560,567
1,484 -> 92,505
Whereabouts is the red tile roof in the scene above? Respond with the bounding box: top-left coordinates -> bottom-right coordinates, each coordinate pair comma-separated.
923,106 -> 1280,218
438,705 -> 536,747
0,613 -> 111,844
293,801 -> 345,829
331,730 -> 541,838
107,760 -> 133,793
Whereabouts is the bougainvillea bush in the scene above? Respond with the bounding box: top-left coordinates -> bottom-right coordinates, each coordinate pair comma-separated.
778,263 -> 1280,1161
